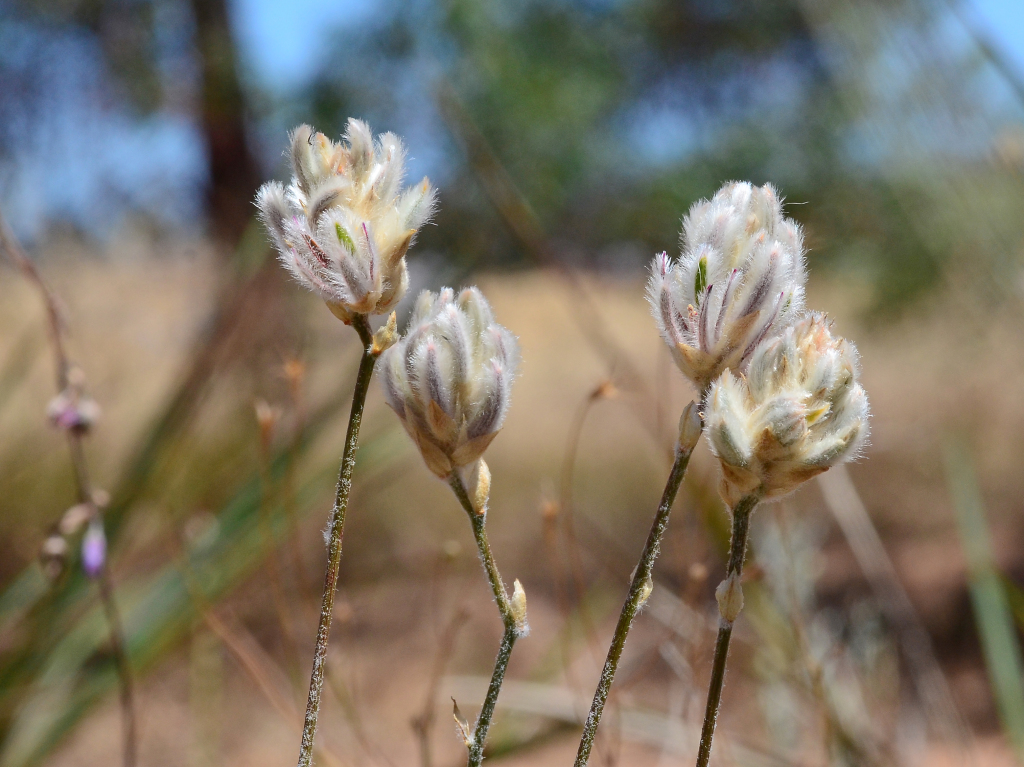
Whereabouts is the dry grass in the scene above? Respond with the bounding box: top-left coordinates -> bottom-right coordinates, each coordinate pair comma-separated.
2,237 -> 1024,766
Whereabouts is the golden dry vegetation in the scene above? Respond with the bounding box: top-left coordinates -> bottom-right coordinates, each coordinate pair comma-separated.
2,236 -> 1024,766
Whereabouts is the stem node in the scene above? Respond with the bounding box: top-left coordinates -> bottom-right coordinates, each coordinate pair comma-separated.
694,491 -> 761,767
449,474 -> 520,767
573,431 -> 698,767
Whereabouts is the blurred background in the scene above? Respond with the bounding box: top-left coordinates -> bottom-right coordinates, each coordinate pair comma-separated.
2,0 -> 1024,764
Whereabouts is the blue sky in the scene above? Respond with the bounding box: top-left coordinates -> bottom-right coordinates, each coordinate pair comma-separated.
232,0 -> 1024,92
4,0 -> 1023,241
970,0 -> 1024,71
231,0 -> 377,90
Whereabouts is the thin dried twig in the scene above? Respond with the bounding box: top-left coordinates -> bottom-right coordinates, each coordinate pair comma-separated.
203,610 -> 300,727
559,381 -> 618,651
557,380 -> 623,767
0,211 -> 138,767
254,401 -> 305,682
434,81 -> 669,445
174,528 -> 348,767
324,662 -> 397,767
444,676 -> 790,767
202,611 -> 349,767
411,606 -> 471,767
818,466 -> 971,753
772,503 -> 875,765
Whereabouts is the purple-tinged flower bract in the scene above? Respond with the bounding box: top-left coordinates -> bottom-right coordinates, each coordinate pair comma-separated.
256,120 -> 436,319
81,519 -> 107,579
40,534 -> 69,581
647,181 -> 806,393
380,287 -> 519,479
705,312 -> 870,507
47,388 -> 100,433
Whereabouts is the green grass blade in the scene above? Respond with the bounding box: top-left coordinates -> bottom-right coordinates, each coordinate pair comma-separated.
944,438 -> 1024,758
0,424 -> 402,767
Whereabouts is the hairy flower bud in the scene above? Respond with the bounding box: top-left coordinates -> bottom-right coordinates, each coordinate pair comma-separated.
705,313 -> 869,506
371,312 -> 399,355
637,572 -> 654,611
647,182 -> 806,393
677,400 -> 703,456
715,572 -> 744,623
256,119 -> 436,318
510,579 -> 529,637
464,458 -> 491,514
381,287 -> 519,478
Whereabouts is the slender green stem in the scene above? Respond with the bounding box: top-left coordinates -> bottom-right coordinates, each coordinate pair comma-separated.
296,315 -> 376,767
694,491 -> 761,767
574,441 -> 696,767
449,474 -> 518,767
450,475 -> 512,619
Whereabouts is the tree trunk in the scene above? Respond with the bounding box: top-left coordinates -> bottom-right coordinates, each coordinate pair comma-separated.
189,0 -> 261,247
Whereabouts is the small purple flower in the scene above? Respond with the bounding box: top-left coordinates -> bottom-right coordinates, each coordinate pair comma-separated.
47,389 -> 101,433
81,519 -> 107,578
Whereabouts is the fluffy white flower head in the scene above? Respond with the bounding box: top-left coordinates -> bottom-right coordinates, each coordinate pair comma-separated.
380,287 -> 519,479
648,181 -> 806,393
256,120 -> 436,319
705,312 -> 869,507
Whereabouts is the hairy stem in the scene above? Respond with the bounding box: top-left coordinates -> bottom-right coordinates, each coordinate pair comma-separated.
449,474 -> 518,767
574,440 -> 696,767
296,315 -> 376,767
694,492 -> 761,767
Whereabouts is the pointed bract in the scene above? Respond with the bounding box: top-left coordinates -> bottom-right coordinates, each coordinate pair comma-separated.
256,120 -> 437,318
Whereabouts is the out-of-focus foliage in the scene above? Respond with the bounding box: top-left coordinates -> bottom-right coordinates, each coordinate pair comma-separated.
3,0 -> 1024,765
5,0 -> 1024,310
297,0 -> 838,273
26,0 -> 163,109
290,0 -> 1024,314
946,439 -> 1024,760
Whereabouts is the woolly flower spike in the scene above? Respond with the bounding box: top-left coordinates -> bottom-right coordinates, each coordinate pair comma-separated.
380,287 -> 519,479
256,120 -> 436,319
648,181 -> 806,393
705,313 -> 869,507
